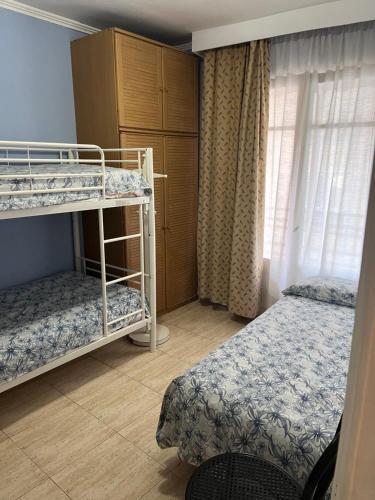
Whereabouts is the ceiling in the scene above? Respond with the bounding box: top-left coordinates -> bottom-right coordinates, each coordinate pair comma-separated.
19,0 -> 334,43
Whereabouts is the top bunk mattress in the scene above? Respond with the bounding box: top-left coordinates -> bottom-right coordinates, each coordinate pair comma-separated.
0,164 -> 152,211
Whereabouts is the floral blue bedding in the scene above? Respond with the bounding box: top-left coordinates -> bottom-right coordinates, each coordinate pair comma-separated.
0,164 -> 152,211
283,276 -> 357,308
0,271 -> 149,384
156,294 -> 354,487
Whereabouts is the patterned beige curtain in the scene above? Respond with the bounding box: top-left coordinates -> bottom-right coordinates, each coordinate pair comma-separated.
198,40 -> 270,318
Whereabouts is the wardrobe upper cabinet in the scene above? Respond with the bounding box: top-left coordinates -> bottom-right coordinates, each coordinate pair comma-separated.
115,34 -> 163,130
162,48 -> 198,133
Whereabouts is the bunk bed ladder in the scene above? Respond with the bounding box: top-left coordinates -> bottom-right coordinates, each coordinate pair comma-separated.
96,147 -> 156,351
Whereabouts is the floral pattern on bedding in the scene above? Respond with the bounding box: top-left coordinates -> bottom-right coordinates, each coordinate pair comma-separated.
156,295 -> 354,487
0,271 -> 149,383
0,164 -> 152,211
282,276 -> 357,308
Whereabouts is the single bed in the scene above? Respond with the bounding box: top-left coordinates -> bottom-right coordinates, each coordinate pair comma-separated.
156,278 -> 356,488
0,163 -> 152,211
0,271 -> 149,384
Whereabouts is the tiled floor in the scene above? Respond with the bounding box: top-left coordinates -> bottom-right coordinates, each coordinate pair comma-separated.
0,301 -> 247,500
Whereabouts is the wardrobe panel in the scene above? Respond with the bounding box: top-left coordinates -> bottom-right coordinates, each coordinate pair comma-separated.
120,132 -> 166,313
116,34 -> 163,130
82,208 -> 126,275
165,136 -> 198,308
162,48 -> 198,133
71,30 -> 119,153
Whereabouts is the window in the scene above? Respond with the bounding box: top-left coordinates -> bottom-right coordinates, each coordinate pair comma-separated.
264,68 -> 375,282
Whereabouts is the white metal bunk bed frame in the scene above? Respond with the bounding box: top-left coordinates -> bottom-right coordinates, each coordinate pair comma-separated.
0,140 -> 157,393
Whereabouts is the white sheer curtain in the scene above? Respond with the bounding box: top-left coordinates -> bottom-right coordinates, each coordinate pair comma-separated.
264,22 -> 375,303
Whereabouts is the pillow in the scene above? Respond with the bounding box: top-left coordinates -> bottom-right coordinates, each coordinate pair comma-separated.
282,276 -> 358,308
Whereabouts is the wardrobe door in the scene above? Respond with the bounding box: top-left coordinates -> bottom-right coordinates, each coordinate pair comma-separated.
162,48 -> 198,133
165,136 -> 198,309
115,34 -> 163,130
120,132 -> 166,314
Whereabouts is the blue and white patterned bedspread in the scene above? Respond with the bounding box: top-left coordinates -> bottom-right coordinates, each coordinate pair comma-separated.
156,295 -> 354,487
0,164 -> 152,211
0,271 -> 149,383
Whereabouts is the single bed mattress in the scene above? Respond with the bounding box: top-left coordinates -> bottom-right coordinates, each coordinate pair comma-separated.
0,271 -> 149,384
156,293 -> 354,488
0,164 -> 152,211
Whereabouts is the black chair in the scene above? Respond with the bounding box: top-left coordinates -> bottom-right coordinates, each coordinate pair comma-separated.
186,419 -> 342,500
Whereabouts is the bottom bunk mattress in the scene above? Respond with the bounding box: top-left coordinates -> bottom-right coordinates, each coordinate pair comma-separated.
156,291 -> 355,488
0,271 -> 148,384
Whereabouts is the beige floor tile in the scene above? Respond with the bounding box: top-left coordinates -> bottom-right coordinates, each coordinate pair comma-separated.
158,325 -> 204,358
126,352 -> 190,395
92,337 -> 163,375
141,461 -> 196,499
192,316 -> 245,341
184,340 -> 222,366
119,405 -> 179,471
52,433 -> 166,500
158,301 -> 199,324
41,355 -> 112,390
74,373 -> 162,431
19,478 -> 69,499
190,313 -> 240,336
0,379 -> 71,437
45,358 -> 127,404
164,333 -> 218,364
166,304 -> 229,333
0,429 -> 7,443
140,472 -> 188,500
171,461 -> 196,481
0,438 -> 46,499
11,402 -> 114,476
173,462 -> 196,481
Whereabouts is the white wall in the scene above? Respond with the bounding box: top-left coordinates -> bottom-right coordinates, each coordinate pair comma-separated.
333,154 -> 375,499
192,0 -> 375,51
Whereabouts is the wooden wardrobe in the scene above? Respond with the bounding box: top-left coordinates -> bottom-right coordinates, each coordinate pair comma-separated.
71,28 -> 199,315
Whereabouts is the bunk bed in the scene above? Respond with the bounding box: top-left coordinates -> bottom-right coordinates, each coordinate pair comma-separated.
0,140 -> 157,393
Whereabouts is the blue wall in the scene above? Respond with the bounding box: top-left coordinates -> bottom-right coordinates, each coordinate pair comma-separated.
0,8 -> 85,289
